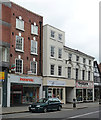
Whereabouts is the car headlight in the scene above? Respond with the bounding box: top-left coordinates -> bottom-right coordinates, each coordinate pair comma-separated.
36,105 -> 40,107
29,105 -> 31,107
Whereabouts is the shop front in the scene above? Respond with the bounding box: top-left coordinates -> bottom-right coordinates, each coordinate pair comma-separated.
7,74 -> 42,107
76,81 -> 94,102
43,78 -> 66,104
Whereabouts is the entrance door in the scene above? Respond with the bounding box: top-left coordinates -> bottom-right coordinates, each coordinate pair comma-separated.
83,89 -> 86,101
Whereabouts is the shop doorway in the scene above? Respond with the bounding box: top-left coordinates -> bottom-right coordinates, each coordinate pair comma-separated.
83,89 -> 86,101
66,87 -> 74,103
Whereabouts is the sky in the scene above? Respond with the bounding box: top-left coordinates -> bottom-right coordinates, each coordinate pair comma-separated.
10,0 -> 99,61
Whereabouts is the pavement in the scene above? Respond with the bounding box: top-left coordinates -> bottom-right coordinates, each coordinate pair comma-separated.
1,102 -> 100,115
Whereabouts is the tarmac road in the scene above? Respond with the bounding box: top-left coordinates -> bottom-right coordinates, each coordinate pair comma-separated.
1,106 -> 101,120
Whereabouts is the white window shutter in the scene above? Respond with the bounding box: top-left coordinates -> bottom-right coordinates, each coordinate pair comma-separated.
31,24 -> 34,34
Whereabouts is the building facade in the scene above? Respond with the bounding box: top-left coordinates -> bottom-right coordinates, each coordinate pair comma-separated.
2,2 -> 43,107
64,47 -> 94,102
43,24 -> 94,103
94,61 -> 101,101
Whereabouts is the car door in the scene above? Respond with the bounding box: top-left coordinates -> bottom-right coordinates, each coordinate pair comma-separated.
47,99 -> 55,110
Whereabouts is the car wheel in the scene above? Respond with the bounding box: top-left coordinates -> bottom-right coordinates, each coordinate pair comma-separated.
57,106 -> 62,111
43,107 -> 47,113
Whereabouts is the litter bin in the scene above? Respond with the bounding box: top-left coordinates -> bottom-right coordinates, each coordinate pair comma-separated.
73,98 -> 76,108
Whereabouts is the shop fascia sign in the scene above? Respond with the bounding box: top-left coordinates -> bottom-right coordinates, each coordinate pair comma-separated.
20,77 -> 34,82
76,81 -> 94,88
47,80 -> 66,86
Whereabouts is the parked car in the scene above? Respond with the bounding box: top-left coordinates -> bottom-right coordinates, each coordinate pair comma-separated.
29,98 -> 63,113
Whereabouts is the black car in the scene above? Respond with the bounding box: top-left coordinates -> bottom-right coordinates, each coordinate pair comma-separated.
29,98 -> 63,113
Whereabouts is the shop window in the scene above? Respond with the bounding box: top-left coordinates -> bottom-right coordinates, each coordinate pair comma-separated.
68,67 -> 71,79
53,88 -> 56,97
58,48 -> 62,59
16,35 -> 24,52
30,61 -> 37,75
16,18 -> 24,31
87,89 -> 93,100
15,59 -> 23,74
50,64 -> 55,75
31,40 -> 37,55
58,66 -> 62,76
31,24 -> 38,35
50,46 -> 55,57
76,89 -> 82,101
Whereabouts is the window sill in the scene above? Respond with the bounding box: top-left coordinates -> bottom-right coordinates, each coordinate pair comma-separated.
31,52 -> 38,55
31,33 -> 38,36
16,27 -> 25,32
57,40 -> 63,43
50,37 -> 56,41
50,57 -> 56,60
57,58 -> 63,61
15,49 -> 24,53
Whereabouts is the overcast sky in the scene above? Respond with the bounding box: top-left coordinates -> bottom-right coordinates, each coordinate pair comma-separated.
10,0 -> 99,61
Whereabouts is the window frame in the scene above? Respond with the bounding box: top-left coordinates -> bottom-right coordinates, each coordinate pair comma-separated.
58,48 -> 62,59
31,40 -> 38,55
50,30 -> 55,38
16,18 -> 24,31
31,24 -> 38,35
68,67 -> 71,79
58,66 -> 62,76
15,35 -> 24,52
58,33 -> 62,41
50,46 -> 55,58
30,61 -> 37,75
15,58 -> 23,74
50,64 -> 55,75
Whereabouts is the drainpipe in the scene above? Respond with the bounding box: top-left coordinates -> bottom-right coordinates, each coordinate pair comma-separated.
39,21 -> 42,76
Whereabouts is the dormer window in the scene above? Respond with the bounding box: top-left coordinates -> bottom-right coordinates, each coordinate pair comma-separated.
16,17 -> 24,31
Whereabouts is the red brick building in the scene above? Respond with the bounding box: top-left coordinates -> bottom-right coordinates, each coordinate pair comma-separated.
1,2 -> 43,107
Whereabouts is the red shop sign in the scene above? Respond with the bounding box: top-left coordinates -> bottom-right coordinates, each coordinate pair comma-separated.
20,78 -> 34,82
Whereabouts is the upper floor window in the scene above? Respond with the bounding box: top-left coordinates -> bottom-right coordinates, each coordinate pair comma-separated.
82,70 -> 85,80
69,53 -> 72,60
31,24 -> 38,35
88,71 -> 90,81
16,18 -> 24,31
31,40 -> 37,54
58,48 -> 62,59
51,30 -> 55,38
58,34 -> 62,41
15,59 -> 23,74
16,35 -> 24,52
76,56 -> 79,62
50,46 -> 55,57
75,68 -> 78,80
0,46 -> 9,62
58,66 -> 62,76
89,60 -> 91,65
83,58 -> 86,64
50,64 -> 55,75
30,61 -> 37,75
68,67 -> 71,79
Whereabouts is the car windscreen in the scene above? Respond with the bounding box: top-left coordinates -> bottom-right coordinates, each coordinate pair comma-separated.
37,98 -> 47,103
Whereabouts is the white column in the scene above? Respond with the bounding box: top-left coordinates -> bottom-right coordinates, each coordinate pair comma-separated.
63,87 -> 66,104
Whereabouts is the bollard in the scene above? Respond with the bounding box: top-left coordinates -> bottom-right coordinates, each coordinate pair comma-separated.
73,98 -> 76,108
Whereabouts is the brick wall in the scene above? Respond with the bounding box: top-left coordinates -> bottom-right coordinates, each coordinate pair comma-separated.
9,2 -> 43,75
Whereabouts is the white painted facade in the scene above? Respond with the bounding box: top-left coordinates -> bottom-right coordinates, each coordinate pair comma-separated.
43,24 -> 95,103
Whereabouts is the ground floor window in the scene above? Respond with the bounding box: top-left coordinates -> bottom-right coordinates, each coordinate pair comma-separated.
10,84 -> 39,106
87,89 -> 93,100
48,87 -> 63,100
76,89 -> 82,101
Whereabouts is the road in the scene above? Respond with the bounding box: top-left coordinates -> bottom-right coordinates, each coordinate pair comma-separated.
1,106 -> 101,120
